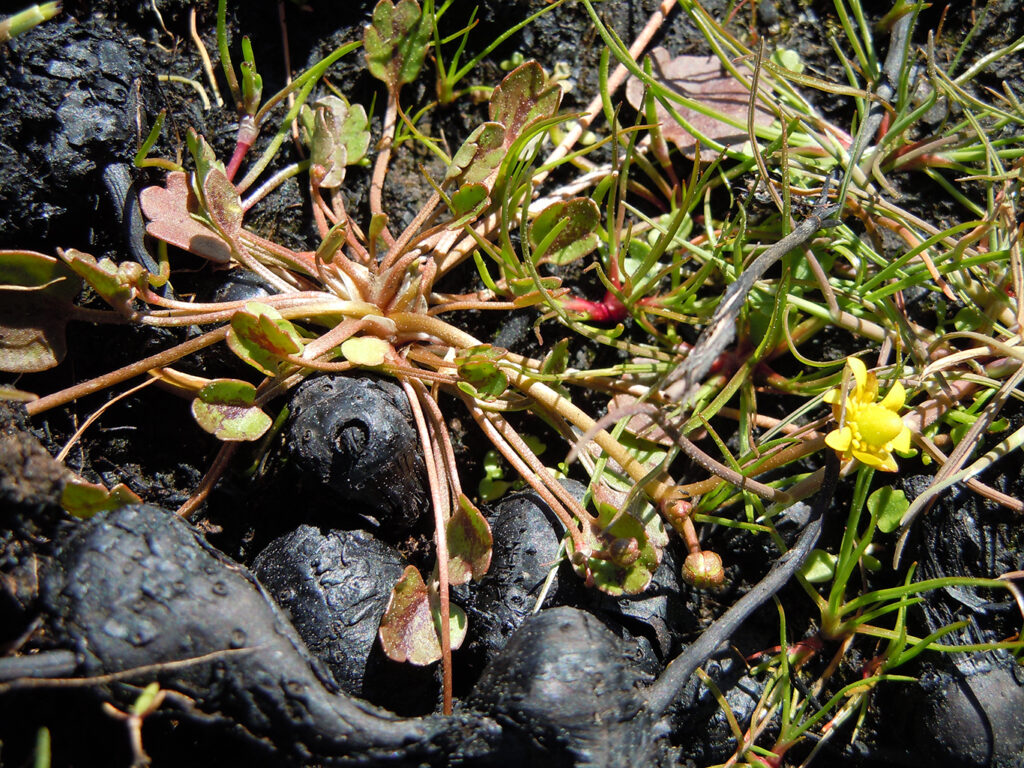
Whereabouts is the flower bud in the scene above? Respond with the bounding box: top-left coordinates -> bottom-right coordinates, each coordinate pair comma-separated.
682,550 -> 724,589
608,537 -> 640,567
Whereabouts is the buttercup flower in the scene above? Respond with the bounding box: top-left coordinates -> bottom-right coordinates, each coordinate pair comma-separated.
823,357 -> 912,472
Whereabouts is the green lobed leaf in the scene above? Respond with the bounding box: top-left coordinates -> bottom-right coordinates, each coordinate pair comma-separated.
364,0 -> 432,89
185,130 -> 242,242
456,345 -> 509,401
529,198 -> 601,265
448,183 -> 490,225
445,495 -> 493,586
61,249 -> 143,311
0,250 -> 81,373
0,250 -> 81,301
340,336 -> 389,366
191,379 -> 272,441
202,167 -> 243,236
378,566 -> 467,666
800,548 -> 838,583
540,338 -> 570,376
572,500 -> 661,595
305,96 -> 370,188
868,485 -> 910,534
444,123 -> 506,187
489,61 -> 562,145
226,302 -> 305,376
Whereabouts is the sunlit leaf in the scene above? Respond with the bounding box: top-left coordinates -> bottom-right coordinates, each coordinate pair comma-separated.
61,248 -> 143,312
448,183 -> 490,225
202,167 -> 243,236
185,130 -> 243,238
378,565 -> 467,666
868,485 -> 910,534
364,0 -> 431,90
490,61 -> 562,144
0,250 -> 81,372
571,500 -> 661,595
445,495 -> 493,585
540,338 -> 570,376
444,123 -> 506,187
456,345 -> 509,401
800,548 -> 837,583
529,198 -> 600,265
340,336 -> 389,366
226,302 -> 305,376
139,172 -> 233,264
304,96 -> 370,188
191,379 -> 272,441
61,478 -> 142,519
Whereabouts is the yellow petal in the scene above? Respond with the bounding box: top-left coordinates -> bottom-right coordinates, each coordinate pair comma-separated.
822,387 -> 841,405
851,447 -> 884,468
892,424 -> 912,453
825,427 -> 853,452
876,453 -> 899,472
879,380 -> 906,412
846,357 -> 867,392
861,372 -> 879,403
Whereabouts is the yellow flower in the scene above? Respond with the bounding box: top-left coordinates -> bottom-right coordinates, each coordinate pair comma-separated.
822,357 -> 912,472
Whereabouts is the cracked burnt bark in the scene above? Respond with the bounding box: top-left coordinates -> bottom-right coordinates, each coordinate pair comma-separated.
41,504 -> 500,766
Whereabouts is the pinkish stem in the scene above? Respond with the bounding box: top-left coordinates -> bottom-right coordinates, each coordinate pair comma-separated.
225,115 -> 259,182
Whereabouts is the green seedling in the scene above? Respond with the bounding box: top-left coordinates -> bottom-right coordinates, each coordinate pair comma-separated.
0,2 -> 59,44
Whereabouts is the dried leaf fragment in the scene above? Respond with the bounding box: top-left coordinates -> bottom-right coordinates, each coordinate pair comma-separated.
625,47 -> 775,156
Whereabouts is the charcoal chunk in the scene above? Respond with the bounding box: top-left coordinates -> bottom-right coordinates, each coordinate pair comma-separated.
286,375 -> 428,527
41,504 -> 490,764
468,606 -> 656,768
0,18 -> 149,249
252,525 -> 404,696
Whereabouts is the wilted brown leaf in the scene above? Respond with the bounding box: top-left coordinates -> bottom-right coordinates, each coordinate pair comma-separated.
139,172 -> 233,264
625,47 -> 775,156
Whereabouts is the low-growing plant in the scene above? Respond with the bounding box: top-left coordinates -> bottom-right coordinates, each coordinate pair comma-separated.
3,0 -> 1024,752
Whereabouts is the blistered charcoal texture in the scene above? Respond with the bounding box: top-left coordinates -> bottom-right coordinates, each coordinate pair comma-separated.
0,402 -> 70,644
887,653 -> 1024,768
908,475 -> 1024,651
671,655 -> 767,765
458,484 -> 586,674
209,269 -> 278,303
467,606 -> 662,768
879,476 -> 1024,768
459,483 -> 683,683
0,17 -> 152,250
0,649 -> 77,682
252,525 -> 404,697
0,402 -> 70,513
286,375 -> 429,528
41,504 -> 494,765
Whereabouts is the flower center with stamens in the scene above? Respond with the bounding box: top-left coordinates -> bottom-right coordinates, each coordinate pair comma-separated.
853,404 -> 904,448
